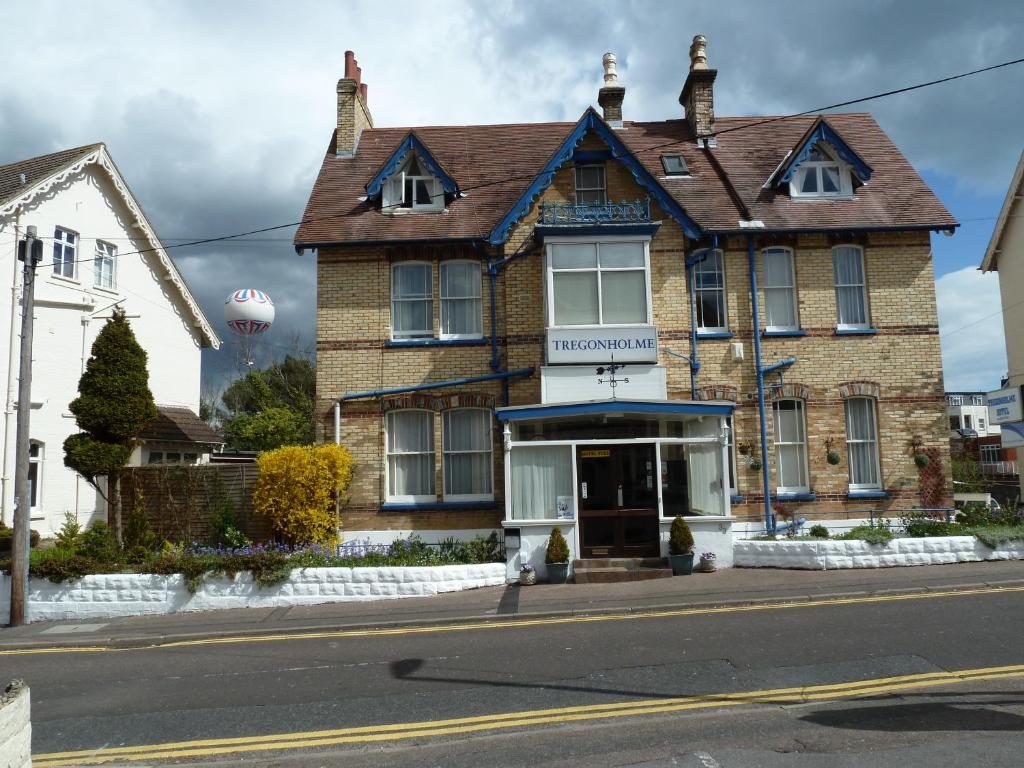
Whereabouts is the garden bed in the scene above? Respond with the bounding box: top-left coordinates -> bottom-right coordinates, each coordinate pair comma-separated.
734,535 -> 1024,570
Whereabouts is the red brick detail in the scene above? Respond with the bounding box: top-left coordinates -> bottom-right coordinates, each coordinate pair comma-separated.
838,381 -> 881,399
768,382 -> 810,401
695,384 -> 738,402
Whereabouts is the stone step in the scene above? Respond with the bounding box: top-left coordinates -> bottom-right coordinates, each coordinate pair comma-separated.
572,557 -> 667,569
572,557 -> 673,584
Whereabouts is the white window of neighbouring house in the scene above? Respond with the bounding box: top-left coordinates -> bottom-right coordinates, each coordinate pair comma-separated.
94,241 -> 116,290
762,247 -> 799,331
440,261 -> 483,339
575,164 -> 606,205
53,227 -> 77,279
383,154 -> 443,212
693,248 -> 727,333
963,414 -> 973,430
28,441 -> 42,512
391,262 -> 433,339
980,444 -> 1000,463
442,409 -> 493,500
947,395 -> 964,406
833,245 -> 869,329
790,144 -> 851,198
386,410 -> 435,502
845,397 -> 881,490
949,415 -> 961,431
547,240 -> 650,327
773,399 -> 809,493
971,395 -> 984,406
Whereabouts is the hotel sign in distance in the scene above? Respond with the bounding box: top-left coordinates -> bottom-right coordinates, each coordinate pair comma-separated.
987,386 -> 1023,425
547,326 -> 659,364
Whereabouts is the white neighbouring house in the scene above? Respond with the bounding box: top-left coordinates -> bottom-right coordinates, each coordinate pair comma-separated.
0,143 -> 220,536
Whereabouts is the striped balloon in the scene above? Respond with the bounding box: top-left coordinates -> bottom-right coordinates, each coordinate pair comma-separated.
224,289 -> 275,336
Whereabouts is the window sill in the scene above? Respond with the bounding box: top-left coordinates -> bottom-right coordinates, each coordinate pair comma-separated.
835,328 -> 878,336
730,495 -> 745,503
502,518 -> 576,527
50,274 -> 81,286
774,492 -> 816,502
847,490 -> 888,499
762,330 -> 806,338
386,338 -> 488,348
381,501 -> 499,512
696,331 -> 734,340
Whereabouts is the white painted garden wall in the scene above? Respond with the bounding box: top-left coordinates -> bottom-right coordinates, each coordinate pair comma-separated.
0,563 -> 507,624
734,536 -> 1024,570
0,681 -> 31,768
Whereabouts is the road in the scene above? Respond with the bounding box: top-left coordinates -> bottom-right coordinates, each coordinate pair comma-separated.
4,585 -> 1024,767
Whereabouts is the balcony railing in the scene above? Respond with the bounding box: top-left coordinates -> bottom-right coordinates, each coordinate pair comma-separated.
980,460 -> 1018,476
539,197 -> 652,225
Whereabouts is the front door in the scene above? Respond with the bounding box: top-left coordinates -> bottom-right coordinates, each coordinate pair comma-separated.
577,444 -> 660,558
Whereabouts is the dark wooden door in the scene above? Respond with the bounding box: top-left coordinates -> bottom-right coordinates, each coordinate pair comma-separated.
578,444 -> 660,558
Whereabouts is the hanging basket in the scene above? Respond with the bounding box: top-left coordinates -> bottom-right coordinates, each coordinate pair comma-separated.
826,450 -> 841,466
913,452 -> 930,469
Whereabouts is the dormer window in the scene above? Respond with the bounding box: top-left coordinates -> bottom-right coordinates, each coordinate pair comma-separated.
575,165 -> 606,205
383,154 -> 444,212
790,144 -> 853,199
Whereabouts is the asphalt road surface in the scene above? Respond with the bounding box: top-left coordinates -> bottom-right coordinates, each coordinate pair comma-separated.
5,585 -> 1024,767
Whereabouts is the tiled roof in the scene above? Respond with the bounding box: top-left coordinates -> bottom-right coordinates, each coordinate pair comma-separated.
138,406 -> 223,445
295,112 -> 955,246
0,144 -> 102,208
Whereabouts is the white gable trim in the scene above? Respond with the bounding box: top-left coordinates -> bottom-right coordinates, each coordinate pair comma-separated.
981,149 -> 1024,273
0,145 -> 220,348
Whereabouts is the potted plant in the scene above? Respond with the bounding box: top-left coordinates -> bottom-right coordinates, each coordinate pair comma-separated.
909,436 -> 930,468
519,564 -> 536,586
825,437 -> 841,466
545,526 -> 571,584
668,516 -> 695,575
696,551 -> 717,572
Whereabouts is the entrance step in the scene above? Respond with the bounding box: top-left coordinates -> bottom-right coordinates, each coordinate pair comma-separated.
572,557 -> 673,584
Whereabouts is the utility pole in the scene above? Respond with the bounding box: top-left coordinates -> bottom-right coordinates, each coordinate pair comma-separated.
10,225 -> 42,626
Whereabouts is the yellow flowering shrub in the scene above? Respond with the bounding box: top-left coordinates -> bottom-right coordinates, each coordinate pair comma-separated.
253,444 -> 355,546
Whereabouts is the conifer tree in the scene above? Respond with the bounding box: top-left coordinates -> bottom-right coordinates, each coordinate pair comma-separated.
64,308 -> 157,546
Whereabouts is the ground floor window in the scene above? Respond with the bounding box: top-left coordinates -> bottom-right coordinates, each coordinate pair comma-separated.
845,397 -> 881,489
386,410 -> 435,502
28,441 -> 42,511
510,445 -> 574,520
660,442 -> 724,517
773,399 -> 809,493
442,408 -> 493,500
980,444 -> 1000,464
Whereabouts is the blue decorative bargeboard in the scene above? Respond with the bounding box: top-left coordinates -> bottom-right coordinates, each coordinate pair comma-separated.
539,197 -> 651,225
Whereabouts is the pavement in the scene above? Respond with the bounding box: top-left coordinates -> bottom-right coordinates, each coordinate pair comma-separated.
2,559 -> 1023,650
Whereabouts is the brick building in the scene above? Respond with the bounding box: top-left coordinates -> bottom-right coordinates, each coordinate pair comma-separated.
295,42 -> 957,576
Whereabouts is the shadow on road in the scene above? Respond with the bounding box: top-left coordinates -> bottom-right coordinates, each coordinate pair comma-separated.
801,696 -> 1024,732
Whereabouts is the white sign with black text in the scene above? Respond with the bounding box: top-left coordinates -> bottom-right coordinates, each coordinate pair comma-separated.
547,326 -> 659,364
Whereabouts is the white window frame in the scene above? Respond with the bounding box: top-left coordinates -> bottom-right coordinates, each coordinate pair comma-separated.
441,408 -> 494,502
963,414 -> 973,430
574,164 -> 606,205
980,444 -> 1000,463
439,260 -> 483,340
947,395 -> 964,406
761,246 -> 799,331
28,441 -> 42,513
726,416 -> 737,496
693,248 -> 728,334
385,409 -> 436,503
382,155 -> 444,212
390,262 -> 434,339
789,144 -> 853,199
832,245 -> 870,330
773,399 -> 810,494
970,395 -> 984,406
845,397 -> 882,491
94,240 -> 117,290
545,236 -> 653,329
53,227 -> 78,280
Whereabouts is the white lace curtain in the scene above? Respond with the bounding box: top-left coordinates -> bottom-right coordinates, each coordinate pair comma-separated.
387,410 -> 434,498
510,445 -> 573,520
845,398 -> 880,486
833,246 -> 867,326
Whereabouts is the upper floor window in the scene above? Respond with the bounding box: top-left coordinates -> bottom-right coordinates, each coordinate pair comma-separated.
442,408 -> 493,501
382,154 -> 443,212
693,248 -> 727,333
949,415 -> 961,431
947,395 -> 964,406
94,241 -> 116,290
833,245 -> 869,329
385,410 -> 435,502
971,395 -> 984,406
845,397 -> 881,490
547,240 -> 649,327
440,261 -> 483,339
391,262 -> 433,339
53,227 -> 77,279
660,155 -> 689,177
575,165 -> 606,205
979,416 -> 986,431
790,144 -> 852,198
773,399 -> 809,493
963,414 -> 973,430
762,247 -> 798,331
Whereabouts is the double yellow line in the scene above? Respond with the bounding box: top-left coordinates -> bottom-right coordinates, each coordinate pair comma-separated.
33,663 -> 1024,766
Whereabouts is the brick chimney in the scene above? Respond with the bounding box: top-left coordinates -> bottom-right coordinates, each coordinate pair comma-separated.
336,50 -> 374,156
598,52 -> 626,128
679,35 -> 717,138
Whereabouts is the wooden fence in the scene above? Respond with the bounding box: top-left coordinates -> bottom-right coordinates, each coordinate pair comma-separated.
119,464 -> 268,544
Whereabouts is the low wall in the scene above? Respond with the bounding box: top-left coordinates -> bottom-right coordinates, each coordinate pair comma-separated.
735,536 -> 1024,570
0,681 -> 31,768
0,563 -> 507,624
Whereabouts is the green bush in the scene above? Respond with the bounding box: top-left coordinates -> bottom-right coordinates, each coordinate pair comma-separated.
209,503 -> 251,549
808,524 -> 829,539
77,521 -> 118,561
55,514 -> 83,553
669,516 -> 694,555
545,527 -> 570,564
900,512 -> 959,538
838,525 -> 894,545
0,525 -> 41,553
968,525 -> 1024,549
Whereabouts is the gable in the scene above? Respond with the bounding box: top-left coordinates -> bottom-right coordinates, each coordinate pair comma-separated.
365,132 -> 459,198
767,118 -> 873,188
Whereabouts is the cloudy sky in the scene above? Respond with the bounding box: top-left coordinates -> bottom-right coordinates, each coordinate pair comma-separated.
3,0 -> 1021,392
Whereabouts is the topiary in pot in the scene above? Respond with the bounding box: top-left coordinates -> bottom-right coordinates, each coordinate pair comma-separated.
914,452 -> 930,469
545,526 -> 571,584
668,516 -> 695,575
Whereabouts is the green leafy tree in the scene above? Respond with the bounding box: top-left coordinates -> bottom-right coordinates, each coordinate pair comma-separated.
220,356 -> 315,450
952,455 -> 992,494
64,308 -> 157,546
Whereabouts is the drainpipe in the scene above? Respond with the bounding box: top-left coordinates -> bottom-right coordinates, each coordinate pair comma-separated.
683,235 -> 716,398
748,235 -> 773,533
333,401 -> 341,445
483,239 -> 535,406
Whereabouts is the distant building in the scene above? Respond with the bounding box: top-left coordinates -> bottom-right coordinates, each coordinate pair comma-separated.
0,144 -> 220,536
946,392 -> 1017,478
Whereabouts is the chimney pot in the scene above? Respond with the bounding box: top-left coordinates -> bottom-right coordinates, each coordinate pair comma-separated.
336,52 -> 373,156
356,65 -> 362,87
602,52 -> 618,85
680,35 -> 716,136
689,34 -> 708,71
359,82 -> 368,102
598,51 -> 626,127
344,50 -> 355,80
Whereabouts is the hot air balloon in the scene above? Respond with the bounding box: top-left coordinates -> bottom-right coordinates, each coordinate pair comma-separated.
224,289 -> 275,367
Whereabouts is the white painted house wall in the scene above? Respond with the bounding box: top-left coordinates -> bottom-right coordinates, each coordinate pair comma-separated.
0,147 -> 217,536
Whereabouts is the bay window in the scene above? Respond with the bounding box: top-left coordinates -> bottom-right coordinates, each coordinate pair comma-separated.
391,262 -> 433,338
442,409 -> 493,500
833,246 -> 869,329
773,399 -> 809,493
845,397 -> 881,490
440,261 -> 483,338
693,248 -> 727,332
762,247 -> 798,331
386,410 -> 435,501
547,240 -> 650,327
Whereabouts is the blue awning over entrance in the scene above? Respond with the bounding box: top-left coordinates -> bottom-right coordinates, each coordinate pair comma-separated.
494,399 -> 734,422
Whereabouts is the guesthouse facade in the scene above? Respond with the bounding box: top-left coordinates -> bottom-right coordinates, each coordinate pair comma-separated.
296,42 -> 956,577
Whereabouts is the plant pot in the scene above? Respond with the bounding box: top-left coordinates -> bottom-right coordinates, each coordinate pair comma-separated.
914,453 -> 930,469
696,558 -> 717,573
519,570 -> 536,586
826,451 -> 841,466
669,553 -> 694,576
547,562 -> 570,584
747,459 -> 762,472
